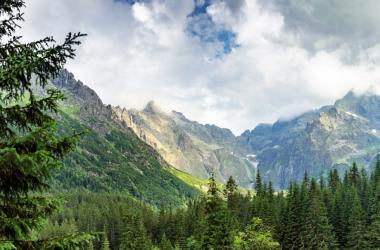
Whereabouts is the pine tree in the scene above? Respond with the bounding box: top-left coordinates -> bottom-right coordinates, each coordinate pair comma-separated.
303,179 -> 337,249
224,176 -> 238,211
348,163 -> 361,188
0,1 -> 92,249
328,169 -> 340,193
365,181 -> 380,248
371,155 -> 380,185
224,176 -> 240,230
201,175 -> 233,249
159,233 -> 173,250
119,213 -> 152,250
345,187 -> 367,249
331,186 -> 349,247
282,183 -> 303,249
255,169 -> 263,196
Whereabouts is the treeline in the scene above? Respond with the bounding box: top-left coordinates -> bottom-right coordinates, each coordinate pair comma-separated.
45,159 -> 380,249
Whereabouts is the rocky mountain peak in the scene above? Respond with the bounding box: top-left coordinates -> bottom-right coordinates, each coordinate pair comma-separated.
52,70 -> 113,134
52,69 -> 103,107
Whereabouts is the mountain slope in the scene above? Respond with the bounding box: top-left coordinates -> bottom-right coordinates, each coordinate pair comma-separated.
49,70 -> 199,205
239,91 -> 380,188
112,102 -> 256,187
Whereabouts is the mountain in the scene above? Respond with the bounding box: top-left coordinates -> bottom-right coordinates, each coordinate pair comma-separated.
239,91 -> 380,188
49,70 -> 199,205
50,69 -> 380,191
112,102 -> 257,187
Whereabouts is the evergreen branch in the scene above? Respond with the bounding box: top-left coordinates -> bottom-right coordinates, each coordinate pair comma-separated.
0,89 -> 64,137
0,32 -> 86,102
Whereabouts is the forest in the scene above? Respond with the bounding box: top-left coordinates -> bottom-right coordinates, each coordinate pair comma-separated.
42,161 -> 380,250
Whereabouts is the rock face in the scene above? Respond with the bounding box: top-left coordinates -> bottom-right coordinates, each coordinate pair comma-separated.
52,69 -> 114,134
239,91 -> 380,189
112,103 -> 256,187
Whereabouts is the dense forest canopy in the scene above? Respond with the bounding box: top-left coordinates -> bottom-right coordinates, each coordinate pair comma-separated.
42,160 -> 380,250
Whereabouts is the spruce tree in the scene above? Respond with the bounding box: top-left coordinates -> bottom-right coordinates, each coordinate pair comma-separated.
303,179 -> 337,249
119,213 -> 152,250
282,183 -> 303,249
159,233 -> 173,250
224,176 -> 238,211
224,176 -> 240,230
0,1 -> 92,249
365,181 -> 380,248
371,155 -> 380,186
328,169 -> 340,193
255,169 -> 263,196
201,175 -> 233,249
345,187 -> 367,249
331,186 -> 349,247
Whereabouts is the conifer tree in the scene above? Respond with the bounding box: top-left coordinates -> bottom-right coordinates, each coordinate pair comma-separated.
282,183 -> 303,249
201,175 -> 233,249
328,169 -> 340,193
345,187 -> 367,249
371,155 -> 380,185
255,170 -> 263,196
224,176 -> 240,230
101,232 -> 111,250
0,0 -> 92,249
224,176 -> 238,211
120,213 -> 152,250
348,163 -> 361,188
159,233 -> 173,250
303,179 -> 337,249
331,186 -> 348,247
366,181 -> 380,248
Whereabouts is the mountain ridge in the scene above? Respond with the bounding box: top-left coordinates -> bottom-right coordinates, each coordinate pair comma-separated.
53,69 -> 380,190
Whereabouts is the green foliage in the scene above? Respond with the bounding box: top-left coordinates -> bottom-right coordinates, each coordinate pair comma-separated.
233,217 -> 279,250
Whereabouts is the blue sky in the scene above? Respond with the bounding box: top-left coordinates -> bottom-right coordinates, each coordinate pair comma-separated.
187,0 -> 238,54
21,0 -> 380,134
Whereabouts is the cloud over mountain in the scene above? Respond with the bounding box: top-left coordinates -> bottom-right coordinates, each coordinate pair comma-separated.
21,0 -> 380,134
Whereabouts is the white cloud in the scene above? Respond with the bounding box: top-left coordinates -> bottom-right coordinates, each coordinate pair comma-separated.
20,0 -> 380,134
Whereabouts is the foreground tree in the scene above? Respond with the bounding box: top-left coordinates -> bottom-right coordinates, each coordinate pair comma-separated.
233,217 -> 279,250
0,0 -> 91,248
201,175 -> 233,249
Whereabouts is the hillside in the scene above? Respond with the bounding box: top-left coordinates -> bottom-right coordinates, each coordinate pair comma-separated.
49,70 -> 199,205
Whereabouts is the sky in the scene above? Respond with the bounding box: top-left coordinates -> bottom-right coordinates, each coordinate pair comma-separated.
21,0 -> 380,134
